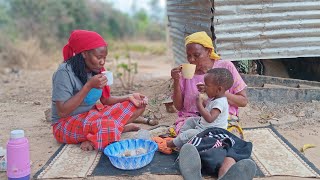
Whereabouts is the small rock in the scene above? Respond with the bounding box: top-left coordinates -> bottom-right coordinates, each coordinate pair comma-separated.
259,113 -> 274,120
3,68 -> 12,74
258,119 -> 269,124
312,111 -> 320,118
269,115 -> 298,126
296,111 -> 305,117
44,108 -> 51,122
152,112 -> 162,120
33,101 -> 41,105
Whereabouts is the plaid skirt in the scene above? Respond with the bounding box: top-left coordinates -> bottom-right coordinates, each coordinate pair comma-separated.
53,101 -> 136,151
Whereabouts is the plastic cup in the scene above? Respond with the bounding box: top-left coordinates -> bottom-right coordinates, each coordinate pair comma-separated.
181,64 -> 196,79
101,71 -> 113,85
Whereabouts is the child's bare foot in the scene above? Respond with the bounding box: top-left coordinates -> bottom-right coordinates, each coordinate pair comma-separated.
80,141 -> 94,151
166,140 -> 176,148
123,123 -> 140,132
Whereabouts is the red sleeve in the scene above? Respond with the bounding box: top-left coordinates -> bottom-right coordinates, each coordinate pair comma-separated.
100,67 -> 111,99
102,85 -> 111,99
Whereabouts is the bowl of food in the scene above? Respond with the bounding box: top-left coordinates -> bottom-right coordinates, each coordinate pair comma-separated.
104,139 -> 158,170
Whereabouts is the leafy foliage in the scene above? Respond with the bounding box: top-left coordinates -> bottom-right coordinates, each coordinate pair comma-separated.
0,0 -> 166,70
0,0 -> 166,46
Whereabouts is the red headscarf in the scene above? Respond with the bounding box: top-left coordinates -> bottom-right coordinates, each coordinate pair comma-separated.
63,29 -> 108,61
63,30 -> 111,99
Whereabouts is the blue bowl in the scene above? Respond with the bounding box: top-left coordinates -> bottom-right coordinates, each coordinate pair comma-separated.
104,139 -> 158,170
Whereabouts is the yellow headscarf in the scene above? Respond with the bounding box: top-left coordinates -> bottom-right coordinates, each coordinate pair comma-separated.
185,31 -> 220,60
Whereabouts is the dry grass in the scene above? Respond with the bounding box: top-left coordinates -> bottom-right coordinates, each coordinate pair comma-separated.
0,38 -> 166,75
108,40 -> 167,57
0,37 -> 59,73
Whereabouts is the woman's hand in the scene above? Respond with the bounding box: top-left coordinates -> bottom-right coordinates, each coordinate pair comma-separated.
171,66 -> 182,81
171,66 -> 184,111
56,74 -> 106,118
132,93 -> 145,100
196,82 -> 205,93
87,74 -> 107,89
129,93 -> 148,108
225,90 -> 248,107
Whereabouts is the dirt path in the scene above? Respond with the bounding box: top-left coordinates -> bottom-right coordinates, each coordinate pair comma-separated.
0,54 -> 319,180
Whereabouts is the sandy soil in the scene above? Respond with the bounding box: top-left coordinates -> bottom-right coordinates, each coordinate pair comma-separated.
0,52 -> 319,180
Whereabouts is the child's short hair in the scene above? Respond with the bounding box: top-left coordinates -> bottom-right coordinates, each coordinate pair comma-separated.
206,68 -> 234,90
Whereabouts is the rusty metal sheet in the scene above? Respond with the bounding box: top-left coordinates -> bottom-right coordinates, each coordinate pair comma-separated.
214,0 -> 320,60
167,0 -> 320,63
167,0 -> 213,65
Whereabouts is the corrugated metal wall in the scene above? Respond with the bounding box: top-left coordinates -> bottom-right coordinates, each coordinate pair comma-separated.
167,0 -> 213,65
167,0 -> 320,63
214,0 -> 320,60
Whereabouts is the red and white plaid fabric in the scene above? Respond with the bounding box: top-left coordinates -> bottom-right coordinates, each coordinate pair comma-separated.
53,101 -> 136,150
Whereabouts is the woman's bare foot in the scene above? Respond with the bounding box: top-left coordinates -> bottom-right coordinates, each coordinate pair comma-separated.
80,141 -> 94,151
123,123 -> 140,132
133,116 -> 159,126
147,119 -> 159,126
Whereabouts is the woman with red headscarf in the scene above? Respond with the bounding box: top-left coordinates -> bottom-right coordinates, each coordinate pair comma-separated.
51,30 -> 146,151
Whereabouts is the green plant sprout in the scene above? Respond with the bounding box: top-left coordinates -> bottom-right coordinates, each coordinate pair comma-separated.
113,52 -> 138,91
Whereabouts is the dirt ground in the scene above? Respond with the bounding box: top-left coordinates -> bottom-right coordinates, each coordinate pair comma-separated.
0,52 -> 319,180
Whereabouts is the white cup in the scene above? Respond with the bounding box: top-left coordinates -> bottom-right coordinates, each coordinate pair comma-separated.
101,71 -> 113,85
181,63 -> 196,79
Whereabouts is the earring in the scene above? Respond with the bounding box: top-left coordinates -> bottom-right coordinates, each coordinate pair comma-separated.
81,52 -> 86,59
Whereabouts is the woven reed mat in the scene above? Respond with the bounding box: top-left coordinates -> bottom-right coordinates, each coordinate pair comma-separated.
244,126 -> 320,178
35,126 -> 320,179
34,144 -> 101,179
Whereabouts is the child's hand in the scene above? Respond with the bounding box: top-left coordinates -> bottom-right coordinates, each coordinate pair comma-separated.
199,93 -> 209,101
196,93 -> 204,104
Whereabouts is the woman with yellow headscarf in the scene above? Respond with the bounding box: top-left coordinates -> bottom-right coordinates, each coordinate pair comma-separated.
170,31 -> 251,179
172,31 -> 248,132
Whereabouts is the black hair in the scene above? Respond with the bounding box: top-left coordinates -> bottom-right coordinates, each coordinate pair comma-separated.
206,68 -> 234,90
66,53 -> 97,85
